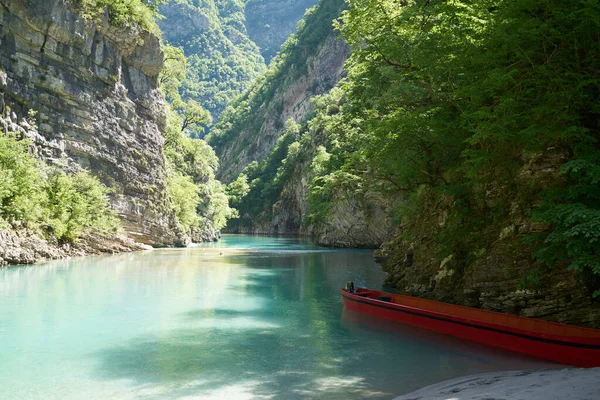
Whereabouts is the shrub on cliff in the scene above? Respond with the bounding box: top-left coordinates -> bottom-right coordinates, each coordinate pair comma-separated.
166,168 -> 200,232
0,131 -> 118,242
45,170 -> 119,242
67,0 -> 164,34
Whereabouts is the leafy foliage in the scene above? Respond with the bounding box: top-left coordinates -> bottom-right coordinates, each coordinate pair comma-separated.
45,171 -> 118,242
160,50 -> 235,237
159,45 -> 187,102
159,0 -> 266,121
166,169 -> 200,232
163,102 -> 234,235
533,150 -> 600,297
226,0 -> 600,295
67,0 -> 164,34
0,131 -> 118,241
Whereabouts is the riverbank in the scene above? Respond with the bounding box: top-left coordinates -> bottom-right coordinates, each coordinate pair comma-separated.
0,229 -> 148,266
394,368 -> 600,400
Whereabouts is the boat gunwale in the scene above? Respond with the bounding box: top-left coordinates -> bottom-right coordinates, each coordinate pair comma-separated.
341,288 -> 600,345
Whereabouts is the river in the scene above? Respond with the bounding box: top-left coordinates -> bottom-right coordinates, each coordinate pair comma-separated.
0,235 -> 556,399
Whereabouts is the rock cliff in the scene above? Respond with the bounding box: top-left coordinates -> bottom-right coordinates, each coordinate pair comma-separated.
268,139 -> 395,248
214,34 -> 350,182
213,0 -> 395,248
0,0 -> 183,246
376,152 -> 600,327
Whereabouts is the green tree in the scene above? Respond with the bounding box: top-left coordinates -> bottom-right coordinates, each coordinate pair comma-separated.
180,100 -> 212,137
0,132 -> 46,229
0,131 -> 118,241
226,173 -> 250,209
166,168 -> 200,232
160,45 -> 187,103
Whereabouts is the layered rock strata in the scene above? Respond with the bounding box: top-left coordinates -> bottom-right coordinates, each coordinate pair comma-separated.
0,0 -> 183,246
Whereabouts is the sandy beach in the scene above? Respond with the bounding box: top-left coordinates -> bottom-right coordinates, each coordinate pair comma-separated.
394,368 -> 600,400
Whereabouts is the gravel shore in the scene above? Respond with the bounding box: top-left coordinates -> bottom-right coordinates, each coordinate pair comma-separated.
394,368 -> 600,400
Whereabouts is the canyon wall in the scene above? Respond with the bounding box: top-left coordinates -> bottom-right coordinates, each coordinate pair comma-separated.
0,0 -> 184,246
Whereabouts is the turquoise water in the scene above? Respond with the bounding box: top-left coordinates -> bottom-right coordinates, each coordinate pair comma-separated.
0,235 -> 556,399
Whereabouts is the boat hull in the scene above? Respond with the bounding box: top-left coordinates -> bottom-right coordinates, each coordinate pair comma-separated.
341,289 -> 600,367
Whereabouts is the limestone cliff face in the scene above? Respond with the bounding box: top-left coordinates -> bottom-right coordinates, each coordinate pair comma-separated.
229,163 -> 395,248
268,151 -> 395,248
0,0 -> 183,246
217,0 -> 394,247
217,35 -> 350,182
376,152 -> 600,327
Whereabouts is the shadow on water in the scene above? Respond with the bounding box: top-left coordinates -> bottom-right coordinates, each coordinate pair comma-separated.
91,247 -> 556,400
93,256 -> 395,399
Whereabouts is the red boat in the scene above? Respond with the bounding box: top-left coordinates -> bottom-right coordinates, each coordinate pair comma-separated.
341,287 -> 600,367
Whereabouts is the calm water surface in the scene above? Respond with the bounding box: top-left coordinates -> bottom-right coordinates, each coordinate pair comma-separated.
0,235 -> 556,399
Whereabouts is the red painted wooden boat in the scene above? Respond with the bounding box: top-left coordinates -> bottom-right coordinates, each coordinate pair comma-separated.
341,287 -> 600,367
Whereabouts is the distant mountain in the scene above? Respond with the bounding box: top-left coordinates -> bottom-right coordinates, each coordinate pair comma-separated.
245,0 -> 319,62
208,0 -> 348,182
158,0 -> 318,123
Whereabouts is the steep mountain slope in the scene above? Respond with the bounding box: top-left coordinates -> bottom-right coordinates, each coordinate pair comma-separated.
216,0 -> 600,326
159,0 -> 318,123
0,0 -> 183,246
281,0 -> 599,326
207,0 -> 395,247
209,0 -> 349,181
159,0 -> 265,122
245,0 -> 318,62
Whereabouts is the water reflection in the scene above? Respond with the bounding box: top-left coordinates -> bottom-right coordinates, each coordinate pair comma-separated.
0,235 -> 557,399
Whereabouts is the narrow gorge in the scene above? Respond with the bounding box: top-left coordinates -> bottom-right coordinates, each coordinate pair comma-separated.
1,0 -> 599,328
2,1 -> 600,399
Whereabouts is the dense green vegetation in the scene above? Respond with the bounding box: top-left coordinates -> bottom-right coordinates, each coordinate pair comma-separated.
207,0 -> 346,156
228,0 -> 600,296
68,0 -> 165,33
159,44 -> 235,238
225,119 -> 301,227
159,0 -> 266,124
0,131 -> 118,242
